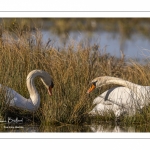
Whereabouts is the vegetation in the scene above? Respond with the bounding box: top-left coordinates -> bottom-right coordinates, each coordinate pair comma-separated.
0,22 -> 150,131
1,18 -> 150,39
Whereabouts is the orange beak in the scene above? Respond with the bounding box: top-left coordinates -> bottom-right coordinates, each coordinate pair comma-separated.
87,84 -> 96,94
48,86 -> 52,96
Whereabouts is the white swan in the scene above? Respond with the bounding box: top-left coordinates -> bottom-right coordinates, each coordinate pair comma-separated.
1,70 -> 54,111
87,76 -> 150,117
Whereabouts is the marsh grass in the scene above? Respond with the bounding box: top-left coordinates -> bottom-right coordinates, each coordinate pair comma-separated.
0,26 -> 150,126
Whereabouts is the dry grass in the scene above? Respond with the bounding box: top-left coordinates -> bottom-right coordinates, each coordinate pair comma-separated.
0,26 -> 150,126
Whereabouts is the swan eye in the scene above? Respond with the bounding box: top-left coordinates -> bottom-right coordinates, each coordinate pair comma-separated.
92,81 -> 97,86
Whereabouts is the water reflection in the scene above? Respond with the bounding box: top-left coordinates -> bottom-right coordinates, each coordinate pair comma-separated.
90,124 -> 135,132
39,124 -> 92,132
0,123 -> 148,132
1,122 -> 150,132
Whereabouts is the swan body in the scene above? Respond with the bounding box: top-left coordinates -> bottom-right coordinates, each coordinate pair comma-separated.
87,76 -> 150,117
2,70 -> 54,111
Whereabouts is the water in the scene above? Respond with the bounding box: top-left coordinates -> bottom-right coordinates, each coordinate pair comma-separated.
42,30 -> 150,61
1,123 -> 150,132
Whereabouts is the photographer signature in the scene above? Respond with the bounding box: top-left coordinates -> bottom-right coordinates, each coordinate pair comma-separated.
0,117 -> 23,124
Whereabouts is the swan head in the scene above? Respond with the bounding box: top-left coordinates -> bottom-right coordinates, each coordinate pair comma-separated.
40,72 -> 54,96
41,78 -> 54,96
87,77 -> 106,94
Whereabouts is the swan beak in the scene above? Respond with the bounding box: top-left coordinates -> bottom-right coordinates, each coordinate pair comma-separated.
87,84 -> 96,94
48,86 -> 52,96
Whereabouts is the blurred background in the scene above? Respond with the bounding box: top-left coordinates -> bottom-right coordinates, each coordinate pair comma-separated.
1,18 -> 150,62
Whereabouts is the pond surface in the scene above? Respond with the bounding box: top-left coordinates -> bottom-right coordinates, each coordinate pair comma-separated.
42,30 -> 150,62
1,123 -> 150,132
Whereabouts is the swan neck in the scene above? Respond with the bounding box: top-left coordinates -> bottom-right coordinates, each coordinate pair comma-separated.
26,71 -> 41,108
105,77 -> 141,93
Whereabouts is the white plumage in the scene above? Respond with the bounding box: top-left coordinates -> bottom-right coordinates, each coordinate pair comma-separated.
87,76 -> 150,117
1,70 -> 54,111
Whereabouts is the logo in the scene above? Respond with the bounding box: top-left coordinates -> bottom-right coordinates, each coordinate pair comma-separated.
0,117 -> 24,129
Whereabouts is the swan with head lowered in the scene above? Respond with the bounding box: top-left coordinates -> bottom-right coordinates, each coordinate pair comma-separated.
87,76 -> 150,117
1,70 -> 54,111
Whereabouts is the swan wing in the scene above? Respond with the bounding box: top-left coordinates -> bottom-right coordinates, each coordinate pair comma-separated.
5,87 -> 35,111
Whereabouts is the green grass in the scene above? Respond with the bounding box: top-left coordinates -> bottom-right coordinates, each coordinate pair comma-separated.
0,26 -> 150,126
